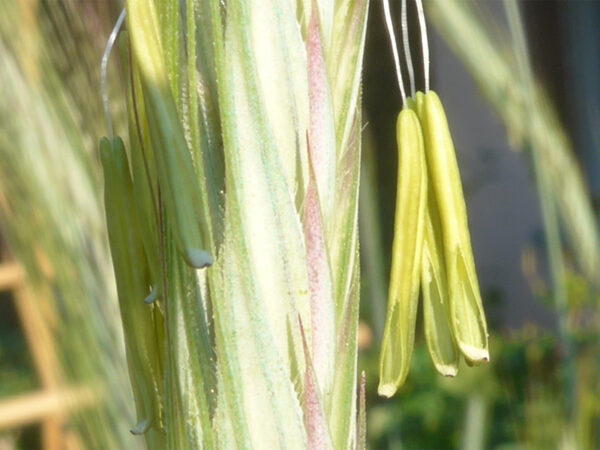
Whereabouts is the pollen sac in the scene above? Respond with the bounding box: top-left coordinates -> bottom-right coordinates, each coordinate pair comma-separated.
126,0 -> 213,269
421,91 -> 489,365
378,107 -> 428,397
100,136 -> 165,431
142,88 -> 214,269
412,91 -> 460,376
421,192 -> 460,377
122,37 -> 164,302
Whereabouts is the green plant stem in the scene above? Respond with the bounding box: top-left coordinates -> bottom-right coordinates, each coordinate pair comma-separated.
503,0 -> 574,419
461,394 -> 487,450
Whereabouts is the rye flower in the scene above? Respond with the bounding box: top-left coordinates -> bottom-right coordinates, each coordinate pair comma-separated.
100,0 -> 369,447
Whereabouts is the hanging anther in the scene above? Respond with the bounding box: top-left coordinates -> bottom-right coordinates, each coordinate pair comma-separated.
378,0 -> 489,396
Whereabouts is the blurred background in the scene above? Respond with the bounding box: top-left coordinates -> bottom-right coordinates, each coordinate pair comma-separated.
0,0 -> 598,449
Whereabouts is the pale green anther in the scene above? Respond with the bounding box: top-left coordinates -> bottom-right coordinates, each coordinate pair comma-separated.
144,76 -> 214,271
421,90 -> 489,365
378,107 -> 428,397
412,90 -> 460,376
99,136 -> 166,445
119,32 -> 164,301
421,194 -> 460,377
126,0 -> 213,269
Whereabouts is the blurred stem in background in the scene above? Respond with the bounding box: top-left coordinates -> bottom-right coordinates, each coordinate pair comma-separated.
0,0 -> 139,448
461,393 -> 486,450
427,0 -> 600,283
433,0 -> 600,445
503,0 -> 573,420
360,127 -> 387,343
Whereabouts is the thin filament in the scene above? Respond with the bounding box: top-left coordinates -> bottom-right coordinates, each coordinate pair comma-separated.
383,0 -> 407,106
401,0 -> 415,96
101,8 -> 127,139
415,0 -> 429,92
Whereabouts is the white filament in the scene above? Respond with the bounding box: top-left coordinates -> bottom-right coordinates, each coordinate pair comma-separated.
383,0 -> 407,106
401,0 -> 415,97
101,8 -> 127,139
415,0 -> 430,92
